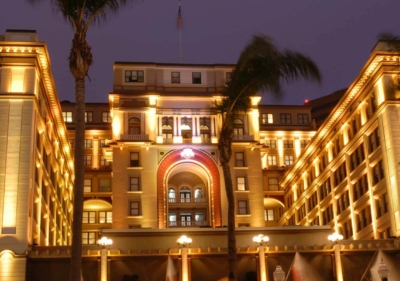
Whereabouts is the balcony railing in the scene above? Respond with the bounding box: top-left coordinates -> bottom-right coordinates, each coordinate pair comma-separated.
168,198 -> 207,203
120,134 -> 149,141
233,135 -> 254,141
169,220 -> 209,227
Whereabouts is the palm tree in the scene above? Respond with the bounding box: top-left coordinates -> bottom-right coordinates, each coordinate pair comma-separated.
28,1 -> 134,281
378,33 -> 400,88
218,35 -> 321,281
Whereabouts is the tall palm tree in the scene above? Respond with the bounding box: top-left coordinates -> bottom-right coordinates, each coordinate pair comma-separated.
218,35 -> 321,281
28,1 -> 134,281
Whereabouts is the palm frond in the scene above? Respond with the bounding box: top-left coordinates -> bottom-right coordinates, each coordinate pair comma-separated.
378,32 -> 400,52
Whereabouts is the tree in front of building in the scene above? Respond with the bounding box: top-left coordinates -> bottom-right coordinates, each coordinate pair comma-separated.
27,1 -> 135,281
217,35 -> 321,281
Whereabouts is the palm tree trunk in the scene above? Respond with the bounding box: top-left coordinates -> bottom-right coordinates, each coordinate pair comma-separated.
218,125 -> 237,281
70,77 -> 85,281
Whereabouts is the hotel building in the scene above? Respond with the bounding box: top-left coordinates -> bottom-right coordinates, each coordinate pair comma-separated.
1,30 -> 400,281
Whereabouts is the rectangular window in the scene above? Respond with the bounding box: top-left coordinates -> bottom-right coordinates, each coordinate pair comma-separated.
284,155 -> 294,165
300,140 -> 309,148
62,111 -> 73,123
100,155 -> 109,166
235,152 -> 245,167
266,139 -> 276,148
283,140 -> 293,148
268,178 -> 279,191
280,113 -> 291,124
267,155 -> 277,166
82,232 -> 96,245
171,72 -> 180,83
84,139 -> 92,148
129,201 -> 141,216
237,200 -> 249,215
69,139 -> 75,149
85,111 -> 93,123
129,177 -> 140,191
261,113 -> 273,124
99,178 -> 111,192
102,112 -> 111,123
100,139 -> 107,147
82,211 -> 95,224
237,177 -> 247,191
192,72 -> 201,84
125,70 -> 144,82
84,155 -> 92,166
264,209 -> 274,221
99,211 -> 112,223
297,114 -> 309,124
130,152 -> 140,167
84,179 -> 92,193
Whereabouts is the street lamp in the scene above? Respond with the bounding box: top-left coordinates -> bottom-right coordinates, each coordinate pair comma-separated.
98,237 -> 113,281
377,259 -> 389,281
328,232 -> 343,281
253,234 -> 269,281
177,235 -> 192,281
273,265 -> 285,281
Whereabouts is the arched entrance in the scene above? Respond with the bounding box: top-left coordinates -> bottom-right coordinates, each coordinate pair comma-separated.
157,148 -> 221,228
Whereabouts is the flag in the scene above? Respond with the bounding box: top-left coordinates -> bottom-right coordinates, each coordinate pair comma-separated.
177,1 -> 182,30
166,255 -> 179,281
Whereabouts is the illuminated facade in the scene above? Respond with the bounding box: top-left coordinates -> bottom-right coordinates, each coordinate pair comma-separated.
0,30 -> 74,280
1,29 -> 400,280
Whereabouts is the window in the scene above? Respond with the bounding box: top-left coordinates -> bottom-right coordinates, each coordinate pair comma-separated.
84,139 -> 92,148
372,160 -> 384,185
266,139 -> 276,148
129,201 -> 140,216
130,152 -> 140,167
337,191 -> 349,214
171,72 -> 180,83
85,111 -> 93,123
84,155 -> 92,166
319,179 -> 331,200
267,155 -> 277,165
168,188 -> 176,203
82,232 -> 96,245
100,155 -> 109,166
69,139 -> 75,149
283,140 -> 293,148
237,177 -> 247,191
280,113 -> 291,124
297,114 -> 309,124
284,155 -> 294,165
235,152 -> 245,167
226,72 -> 232,83
376,193 -> 389,218
99,178 -> 111,192
82,211 -> 95,223
265,209 -> 274,221
298,204 -> 306,221
308,191 -> 318,211
261,113 -> 273,124
84,179 -> 92,193
350,144 -> 365,171
99,211 -> 112,223
128,117 -> 141,134
268,178 -> 279,191
233,118 -> 244,138
334,162 -> 347,186
102,112 -> 111,123
192,72 -> 201,84
129,177 -> 140,191
62,111 -> 72,123
353,174 -> 368,201
100,139 -> 107,147
237,200 -> 249,214
368,128 -> 380,153
357,206 -> 372,231
322,205 -> 333,225
300,140 -> 309,148
125,70 -> 144,82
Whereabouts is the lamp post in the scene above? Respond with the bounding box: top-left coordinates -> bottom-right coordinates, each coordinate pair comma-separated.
253,234 -> 269,281
273,264 -> 285,281
328,232 -> 344,281
98,236 -> 113,281
377,259 -> 389,281
177,235 -> 192,281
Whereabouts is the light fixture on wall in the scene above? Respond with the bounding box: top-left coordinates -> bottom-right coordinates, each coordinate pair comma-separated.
180,147 -> 194,159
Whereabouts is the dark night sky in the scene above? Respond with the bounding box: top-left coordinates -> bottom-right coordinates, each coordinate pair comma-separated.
2,0 -> 400,105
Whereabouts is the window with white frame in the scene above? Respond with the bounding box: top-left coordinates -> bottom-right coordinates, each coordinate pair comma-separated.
284,155 -> 294,165
102,112 -> 111,123
267,155 -> 277,165
82,232 -> 96,245
99,211 -> 112,223
283,140 -> 293,148
235,152 -> 245,167
268,178 -> 279,191
171,72 -> 180,83
84,179 -> 92,193
192,72 -> 201,84
62,111 -> 73,123
125,70 -> 144,82
237,177 -> 247,191
82,211 -> 95,224
265,209 -> 274,221
85,111 -> 93,123
84,139 -> 92,148
84,155 -> 92,166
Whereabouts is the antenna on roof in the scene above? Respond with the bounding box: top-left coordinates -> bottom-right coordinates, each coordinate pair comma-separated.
177,0 -> 183,63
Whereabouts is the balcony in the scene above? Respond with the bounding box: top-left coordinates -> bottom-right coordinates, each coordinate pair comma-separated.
169,220 -> 209,227
120,134 -> 149,141
233,135 -> 254,141
168,198 -> 207,203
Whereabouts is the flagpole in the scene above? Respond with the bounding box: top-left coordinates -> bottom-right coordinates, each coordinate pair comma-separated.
178,0 -> 182,63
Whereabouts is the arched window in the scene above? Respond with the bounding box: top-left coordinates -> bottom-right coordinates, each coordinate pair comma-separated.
168,188 -> 176,203
180,186 -> 191,203
129,117 -> 141,135
233,118 -> 244,137
194,188 -> 204,202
